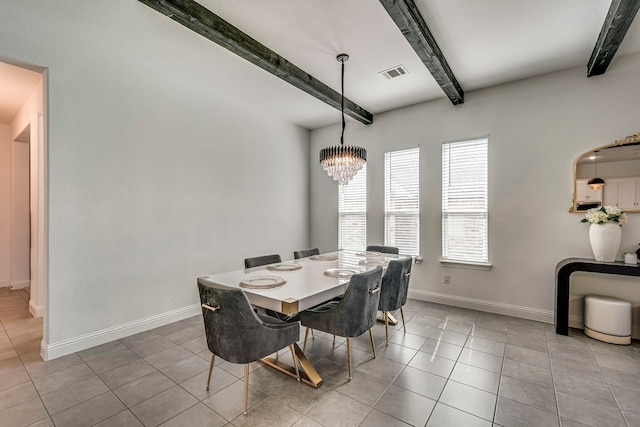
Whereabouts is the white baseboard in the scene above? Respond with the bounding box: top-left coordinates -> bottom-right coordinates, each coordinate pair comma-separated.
0,281 -> 9,287
569,315 -> 640,340
9,280 -> 30,290
29,299 -> 44,318
41,303 -> 202,361
408,289 -> 554,324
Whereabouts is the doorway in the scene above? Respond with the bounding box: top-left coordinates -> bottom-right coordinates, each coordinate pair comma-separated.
0,59 -> 47,357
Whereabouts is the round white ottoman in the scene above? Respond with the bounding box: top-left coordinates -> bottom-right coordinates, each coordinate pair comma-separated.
584,295 -> 632,345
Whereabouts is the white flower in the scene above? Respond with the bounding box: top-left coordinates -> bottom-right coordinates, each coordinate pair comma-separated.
581,206 -> 627,225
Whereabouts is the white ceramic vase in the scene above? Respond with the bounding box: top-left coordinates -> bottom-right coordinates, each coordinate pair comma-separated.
589,222 -> 622,262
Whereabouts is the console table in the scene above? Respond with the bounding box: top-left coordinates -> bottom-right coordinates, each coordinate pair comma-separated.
555,258 -> 640,335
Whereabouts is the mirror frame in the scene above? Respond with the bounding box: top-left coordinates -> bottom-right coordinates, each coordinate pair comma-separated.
572,132 -> 640,213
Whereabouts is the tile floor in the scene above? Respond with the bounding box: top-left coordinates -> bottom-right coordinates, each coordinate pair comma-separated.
1,286 -> 639,426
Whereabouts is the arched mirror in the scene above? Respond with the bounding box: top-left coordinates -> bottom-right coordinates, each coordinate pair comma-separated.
572,132 -> 640,213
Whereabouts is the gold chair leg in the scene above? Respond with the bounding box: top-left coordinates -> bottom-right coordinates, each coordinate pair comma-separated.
333,334 -> 336,345
243,364 -> 249,415
347,337 -> 352,380
384,311 -> 389,346
206,353 -> 215,390
400,307 -> 406,333
369,329 -> 376,358
311,329 -> 315,339
303,327 -> 310,351
289,344 -> 300,382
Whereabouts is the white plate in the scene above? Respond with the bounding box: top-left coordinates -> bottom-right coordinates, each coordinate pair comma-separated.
324,268 -> 358,278
239,276 -> 286,289
267,263 -> 302,272
355,251 -> 382,257
310,254 -> 338,261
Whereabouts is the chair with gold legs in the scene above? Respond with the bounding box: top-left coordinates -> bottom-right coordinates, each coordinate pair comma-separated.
366,245 -> 399,255
293,248 -> 320,259
197,278 -> 300,415
299,267 -> 383,380
378,257 -> 412,345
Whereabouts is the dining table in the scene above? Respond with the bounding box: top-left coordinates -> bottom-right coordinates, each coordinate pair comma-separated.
201,250 -> 401,387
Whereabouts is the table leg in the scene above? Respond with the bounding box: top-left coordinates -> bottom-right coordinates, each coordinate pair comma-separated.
260,343 -> 323,388
377,311 -> 398,325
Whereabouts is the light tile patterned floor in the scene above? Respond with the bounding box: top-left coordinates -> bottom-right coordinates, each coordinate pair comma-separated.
1,286 -> 639,426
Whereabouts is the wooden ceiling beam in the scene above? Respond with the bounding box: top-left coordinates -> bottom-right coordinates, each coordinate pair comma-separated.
138,0 -> 373,125
588,0 -> 640,77
379,0 -> 464,105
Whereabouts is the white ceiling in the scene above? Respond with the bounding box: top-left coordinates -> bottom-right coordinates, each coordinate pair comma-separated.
2,1 -> 640,129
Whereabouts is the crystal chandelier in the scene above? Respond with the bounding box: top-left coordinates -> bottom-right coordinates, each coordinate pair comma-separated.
319,54 -> 366,185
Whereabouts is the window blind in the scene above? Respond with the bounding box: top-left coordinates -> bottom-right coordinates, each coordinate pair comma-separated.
339,164 -> 367,251
385,148 -> 420,256
442,138 -> 488,263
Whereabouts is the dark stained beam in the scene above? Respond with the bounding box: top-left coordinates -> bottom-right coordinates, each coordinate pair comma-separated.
138,0 -> 373,125
379,0 -> 463,105
588,0 -> 640,77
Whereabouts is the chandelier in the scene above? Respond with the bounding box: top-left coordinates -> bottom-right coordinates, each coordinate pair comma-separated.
587,150 -> 605,190
319,54 -> 366,185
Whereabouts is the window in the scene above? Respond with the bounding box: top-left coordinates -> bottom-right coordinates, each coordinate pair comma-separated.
442,138 -> 488,264
339,164 -> 366,251
385,148 -> 420,256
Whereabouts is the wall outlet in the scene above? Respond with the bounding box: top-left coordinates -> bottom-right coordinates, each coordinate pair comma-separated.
443,274 -> 450,284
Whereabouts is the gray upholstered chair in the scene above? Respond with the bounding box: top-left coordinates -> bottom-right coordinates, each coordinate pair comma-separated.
293,248 -> 320,259
366,245 -> 399,255
378,257 -> 412,345
300,266 -> 383,380
197,278 -> 300,415
244,254 -> 281,269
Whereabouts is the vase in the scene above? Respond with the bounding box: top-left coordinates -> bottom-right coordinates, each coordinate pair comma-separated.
589,222 -> 622,262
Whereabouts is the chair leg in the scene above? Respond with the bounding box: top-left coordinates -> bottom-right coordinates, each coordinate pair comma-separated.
303,327 -> 310,351
400,307 -> 407,333
289,344 -> 300,382
311,329 -> 315,339
369,329 -> 376,358
384,310 -> 389,346
243,364 -> 249,415
347,337 -> 352,380
205,353 -> 215,390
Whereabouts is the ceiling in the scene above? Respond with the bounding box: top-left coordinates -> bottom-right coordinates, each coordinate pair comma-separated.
2,1 -> 640,129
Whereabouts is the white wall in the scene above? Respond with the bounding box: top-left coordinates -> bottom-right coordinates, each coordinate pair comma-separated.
0,125 -> 10,287
0,1 -> 310,358
311,52 -> 640,328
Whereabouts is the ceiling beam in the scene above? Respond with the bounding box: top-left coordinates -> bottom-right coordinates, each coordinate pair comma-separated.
138,0 -> 373,125
379,0 -> 464,105
588,0 -> 640,77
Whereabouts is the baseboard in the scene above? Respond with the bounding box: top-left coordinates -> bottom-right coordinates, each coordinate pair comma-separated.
9,280 -> 30,290
407,289 -> 554,324
569,314 -> 640,340
41,303 -> 202,361
0,281 -> 9,287
29,299 -> 44,318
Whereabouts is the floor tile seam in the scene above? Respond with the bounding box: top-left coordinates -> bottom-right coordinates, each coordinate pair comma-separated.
47,389 -> 116,421
499,370 -> 556,392
552,389 -> 629,427
144,399 -> 201,427
599,365 -> 633,425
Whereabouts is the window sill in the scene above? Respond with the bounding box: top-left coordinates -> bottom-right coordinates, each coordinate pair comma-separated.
438,259 -> 492,271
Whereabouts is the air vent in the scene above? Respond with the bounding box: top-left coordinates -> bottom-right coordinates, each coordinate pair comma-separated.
380,65 -> 408,79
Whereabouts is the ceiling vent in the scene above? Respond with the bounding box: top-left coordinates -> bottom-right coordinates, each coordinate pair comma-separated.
380,65 -> 408,79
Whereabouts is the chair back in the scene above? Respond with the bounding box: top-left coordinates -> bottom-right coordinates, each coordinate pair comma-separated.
378,257 -> 412,312
339,266 -> 383,337
244,254 -> 281,269
293,248 -> 320,259
197,278 -> 295,364
366,245 -> 399,255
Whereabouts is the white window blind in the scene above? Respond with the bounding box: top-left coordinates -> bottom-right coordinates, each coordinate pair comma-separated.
442,138 -> 488,263
385,148 -> 420,256
339,164 -> 367,251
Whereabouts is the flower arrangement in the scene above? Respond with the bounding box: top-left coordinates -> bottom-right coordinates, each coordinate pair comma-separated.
581,206 -> 627,225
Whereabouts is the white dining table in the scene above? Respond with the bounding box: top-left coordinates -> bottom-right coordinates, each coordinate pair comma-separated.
201,250 -> 399,387
203,250 -> 396,316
